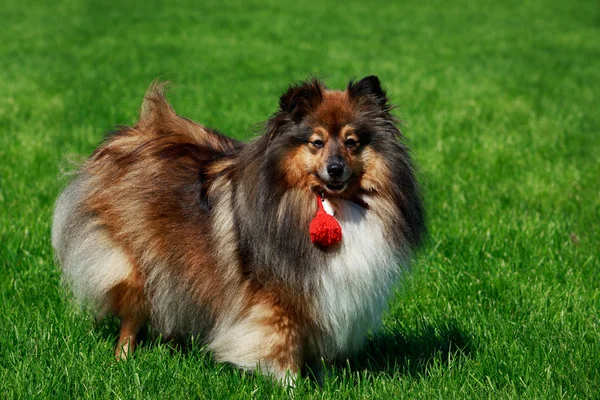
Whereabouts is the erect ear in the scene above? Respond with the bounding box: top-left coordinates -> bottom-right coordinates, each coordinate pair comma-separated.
278,78 -> 324,123
347,75 -> 390,110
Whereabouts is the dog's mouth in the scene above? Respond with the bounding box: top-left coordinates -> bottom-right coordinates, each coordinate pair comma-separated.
314,179 -> 348,195
325,182 -> 346,192
312,179 -> 369,209
313,173 -> 351,195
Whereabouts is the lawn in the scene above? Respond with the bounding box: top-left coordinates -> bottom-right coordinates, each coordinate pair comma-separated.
1,0 -> 599,398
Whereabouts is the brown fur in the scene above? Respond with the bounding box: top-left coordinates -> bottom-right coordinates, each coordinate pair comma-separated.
53,76 -> 425,384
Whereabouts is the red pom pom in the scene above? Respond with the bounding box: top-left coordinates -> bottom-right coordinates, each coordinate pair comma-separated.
309,197 -> 342,246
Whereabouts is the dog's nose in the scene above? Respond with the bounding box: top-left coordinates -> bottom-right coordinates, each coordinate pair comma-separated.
327,162 -> 344,178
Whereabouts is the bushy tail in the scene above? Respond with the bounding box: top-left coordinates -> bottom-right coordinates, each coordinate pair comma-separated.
135,81 -> 243,156
139,80 -> 173,124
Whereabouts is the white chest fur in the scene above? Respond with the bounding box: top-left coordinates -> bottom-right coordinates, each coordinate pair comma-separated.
314,198 -> 404,359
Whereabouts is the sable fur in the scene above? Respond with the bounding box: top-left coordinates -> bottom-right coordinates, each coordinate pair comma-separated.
52,76 -> 425,383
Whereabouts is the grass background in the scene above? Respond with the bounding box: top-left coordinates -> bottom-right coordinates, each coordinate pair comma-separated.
1,0 -> 599,398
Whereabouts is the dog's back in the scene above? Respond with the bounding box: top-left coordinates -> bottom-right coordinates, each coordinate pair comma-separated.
52,84 -> 243,351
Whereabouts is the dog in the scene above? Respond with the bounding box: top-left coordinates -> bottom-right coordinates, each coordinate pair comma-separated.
52,76 -> 424,384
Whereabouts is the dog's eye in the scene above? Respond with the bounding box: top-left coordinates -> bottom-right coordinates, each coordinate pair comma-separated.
345,138 -> 358,148
312,140 -> 324,148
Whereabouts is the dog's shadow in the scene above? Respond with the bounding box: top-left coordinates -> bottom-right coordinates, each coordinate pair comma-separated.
347,319 -> 472,378
97,316 -> 472,381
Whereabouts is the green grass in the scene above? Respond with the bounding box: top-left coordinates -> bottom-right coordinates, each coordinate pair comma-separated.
1,0 -> 599,398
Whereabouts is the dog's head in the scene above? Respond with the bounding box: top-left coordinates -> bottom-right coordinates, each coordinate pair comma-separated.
266,76 -> 400,198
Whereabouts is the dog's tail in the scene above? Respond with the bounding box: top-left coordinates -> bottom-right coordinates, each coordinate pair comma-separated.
136,80 -> 243,155
140,79 -> 172,123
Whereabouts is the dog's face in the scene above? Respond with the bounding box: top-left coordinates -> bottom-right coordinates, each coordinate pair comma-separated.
302,118 -> 362,194
267,76 -> 397,197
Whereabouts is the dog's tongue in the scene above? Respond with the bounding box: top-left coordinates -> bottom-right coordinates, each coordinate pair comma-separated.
309,194 -> 342,246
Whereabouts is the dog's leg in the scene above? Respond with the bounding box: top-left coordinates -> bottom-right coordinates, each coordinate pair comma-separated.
261,319 -> 304,386
115,315 -> 146,360
107,275 -> 148,360
208,300 -> 305,385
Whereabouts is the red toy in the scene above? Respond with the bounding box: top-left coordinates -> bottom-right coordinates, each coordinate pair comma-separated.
309,194 -> 342,246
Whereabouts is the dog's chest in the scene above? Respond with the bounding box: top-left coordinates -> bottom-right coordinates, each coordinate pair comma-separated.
313,199 -> 403,358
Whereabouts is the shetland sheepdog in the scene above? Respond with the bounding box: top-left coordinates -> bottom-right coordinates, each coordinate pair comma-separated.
52,76 -> 424,383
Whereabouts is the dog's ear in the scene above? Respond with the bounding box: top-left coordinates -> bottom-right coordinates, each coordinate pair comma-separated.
278,78 -> 324,123
347,75 -> 390,110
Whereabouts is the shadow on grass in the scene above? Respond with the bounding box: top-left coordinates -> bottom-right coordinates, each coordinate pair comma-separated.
96,315 -> 472,382
348,319 -> 473,378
